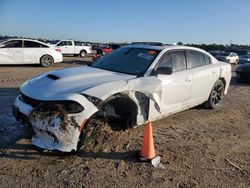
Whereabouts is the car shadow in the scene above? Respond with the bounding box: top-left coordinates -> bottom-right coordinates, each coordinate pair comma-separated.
62,56 -> 93,65
0,142 -> 139,163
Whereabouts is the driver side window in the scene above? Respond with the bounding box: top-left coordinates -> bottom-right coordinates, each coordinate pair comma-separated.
157,50 -> 187,72
57,41 -> 66,46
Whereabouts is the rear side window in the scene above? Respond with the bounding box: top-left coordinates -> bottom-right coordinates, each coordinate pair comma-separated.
203,54 -> 211,65
186,50 -> 210,68
24,41 -> 48,48
2,40 -> 22,48
157,50 -> 186,72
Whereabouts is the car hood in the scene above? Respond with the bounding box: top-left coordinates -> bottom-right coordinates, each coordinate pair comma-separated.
26,66 -> 136,95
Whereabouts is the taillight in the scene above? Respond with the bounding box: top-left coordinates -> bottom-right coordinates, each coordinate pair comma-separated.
55,48 -> 61,52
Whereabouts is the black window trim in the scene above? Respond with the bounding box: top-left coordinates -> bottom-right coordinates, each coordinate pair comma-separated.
23,40 -> 49,48
1,39 -> 23,48
152,49 -> 188,75
185,49 -> 212,69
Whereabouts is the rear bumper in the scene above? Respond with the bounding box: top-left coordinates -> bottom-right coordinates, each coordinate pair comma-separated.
54,53 -> 63,63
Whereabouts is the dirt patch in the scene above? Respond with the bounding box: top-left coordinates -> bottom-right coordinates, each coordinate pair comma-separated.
79,119 -> 120,152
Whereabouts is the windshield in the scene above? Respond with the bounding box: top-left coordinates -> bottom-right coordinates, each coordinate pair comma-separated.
91,47 -> 160,75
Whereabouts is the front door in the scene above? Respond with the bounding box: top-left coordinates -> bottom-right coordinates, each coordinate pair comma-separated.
0,40 -> 23,64
155,50 -> 192,114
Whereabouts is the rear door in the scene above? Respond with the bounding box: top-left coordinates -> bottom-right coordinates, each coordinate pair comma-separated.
0,40 -> 23,64
186,50 -> 219,107
23,40 -> 49,64
155,50 -> 192,114
23,40 -> 41,64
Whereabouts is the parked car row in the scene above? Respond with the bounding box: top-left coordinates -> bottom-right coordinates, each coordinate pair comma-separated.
209,50 -> 250,65
92,44 -> 120,61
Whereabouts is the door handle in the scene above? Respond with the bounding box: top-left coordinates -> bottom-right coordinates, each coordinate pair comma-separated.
185,77 -> 192,82
211,70 -> 216,74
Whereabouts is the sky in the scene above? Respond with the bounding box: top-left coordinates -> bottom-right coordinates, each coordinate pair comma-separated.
0,0 -> 250,44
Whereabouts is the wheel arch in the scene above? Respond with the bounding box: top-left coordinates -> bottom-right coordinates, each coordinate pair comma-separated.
39,54 -> 54,67
86,91 -> 150,130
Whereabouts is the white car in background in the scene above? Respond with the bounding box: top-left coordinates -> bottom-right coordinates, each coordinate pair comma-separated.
54,40 -> 92,58
0,39 -> 63,67
13,45 -> 231,152
215,52 -> 239,65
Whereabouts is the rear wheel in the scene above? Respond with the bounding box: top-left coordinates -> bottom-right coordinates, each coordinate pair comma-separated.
235,59 -> 239,65
40,55 -> 54,67
206,80 -> 225,109
80,50 -> 87,58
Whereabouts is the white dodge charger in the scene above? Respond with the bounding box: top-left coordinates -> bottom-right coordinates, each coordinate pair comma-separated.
0,38 -> 63,67
13,45 -> 231,152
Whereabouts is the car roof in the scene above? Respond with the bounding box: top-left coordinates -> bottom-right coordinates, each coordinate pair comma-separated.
123,44 -> 217,63
4,38 -> 50,47
124,44 -> 209,53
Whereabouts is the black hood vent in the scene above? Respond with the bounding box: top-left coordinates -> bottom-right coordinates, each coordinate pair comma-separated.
47,74 -> 60,80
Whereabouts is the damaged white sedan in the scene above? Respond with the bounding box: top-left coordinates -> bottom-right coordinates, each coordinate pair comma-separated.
13,45 -> 231,152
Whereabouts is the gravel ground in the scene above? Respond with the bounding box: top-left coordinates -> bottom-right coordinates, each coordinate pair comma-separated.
0,58 -> 250,188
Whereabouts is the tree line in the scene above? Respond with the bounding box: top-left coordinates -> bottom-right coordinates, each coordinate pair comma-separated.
1,35 -> 250,52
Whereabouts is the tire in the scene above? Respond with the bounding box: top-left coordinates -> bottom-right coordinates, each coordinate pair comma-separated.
80,50 -> 87,58
40,55 -> 54,67
206,79 -> 225,109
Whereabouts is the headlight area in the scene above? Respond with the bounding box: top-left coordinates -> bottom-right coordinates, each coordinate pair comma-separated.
63,102 -> 84,114
20,94 -> 84,114
81,94 -> 103,107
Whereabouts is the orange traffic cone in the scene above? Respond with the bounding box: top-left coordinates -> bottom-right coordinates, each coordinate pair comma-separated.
140,122 -> 156,161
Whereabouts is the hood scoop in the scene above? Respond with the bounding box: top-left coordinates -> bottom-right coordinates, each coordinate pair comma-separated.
47,74 -> 60,80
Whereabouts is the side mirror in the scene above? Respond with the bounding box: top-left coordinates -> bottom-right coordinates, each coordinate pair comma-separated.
156,67 -> 173,75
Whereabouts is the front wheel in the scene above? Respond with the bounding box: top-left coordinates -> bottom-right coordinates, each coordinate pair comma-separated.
206,80 -> 225,109
40,55 -> 54,67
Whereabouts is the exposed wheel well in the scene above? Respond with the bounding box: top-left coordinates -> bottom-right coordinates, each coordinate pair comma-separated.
219,77 -> 226,88
100,94 -> 138,130
80,50 -> 87,54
